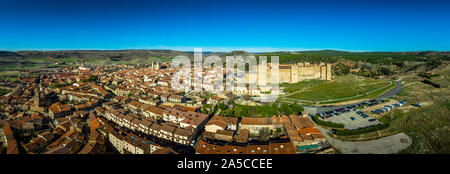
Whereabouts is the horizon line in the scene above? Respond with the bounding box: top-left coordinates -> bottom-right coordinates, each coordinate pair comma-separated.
1,47 -> 448,53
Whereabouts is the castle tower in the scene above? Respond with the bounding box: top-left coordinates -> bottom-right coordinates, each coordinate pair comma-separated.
151,62 -> 154,70
326,63 -> 332,80
290,64 -> 299,83
155,62 -> 160,70
33,88 -> 39,108
320,65 -> 327,80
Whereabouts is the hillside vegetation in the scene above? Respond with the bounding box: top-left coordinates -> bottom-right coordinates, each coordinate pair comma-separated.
390,62 -> 450,153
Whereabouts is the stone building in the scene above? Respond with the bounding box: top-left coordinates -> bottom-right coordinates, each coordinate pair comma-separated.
245,62 -> 332,84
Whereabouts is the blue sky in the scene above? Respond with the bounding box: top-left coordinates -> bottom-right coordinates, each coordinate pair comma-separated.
0,0 -> 449,52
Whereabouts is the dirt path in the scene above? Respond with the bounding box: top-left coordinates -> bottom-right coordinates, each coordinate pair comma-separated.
319,98 -> 369,106
316,126 -> 412,154
285,87 -> 310,97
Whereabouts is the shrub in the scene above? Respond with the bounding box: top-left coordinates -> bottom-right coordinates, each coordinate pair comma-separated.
334,123 -> 389,136
422,79 -> 440,88
312,116 -> 345,128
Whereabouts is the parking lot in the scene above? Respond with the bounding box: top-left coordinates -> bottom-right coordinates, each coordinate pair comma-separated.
320,111 -> 381,130
314,99 -> 383,130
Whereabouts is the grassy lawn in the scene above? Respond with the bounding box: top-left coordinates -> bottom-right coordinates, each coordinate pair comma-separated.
283,75 -> 393,102
281,79 -> 326,94
0,65 -> 19,71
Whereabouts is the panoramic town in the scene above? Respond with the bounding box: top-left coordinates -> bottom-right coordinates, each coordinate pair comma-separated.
0,60 -> 331,154
1,50 -> 448,155
1,0 -> 449,159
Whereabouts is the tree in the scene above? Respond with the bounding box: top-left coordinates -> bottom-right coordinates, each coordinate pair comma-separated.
290,103 -> 304,115
238,107 -> 249,117
280,103 -> 293,115
378,67 -> 393,75
333,63 -> 351,75
272,103 -> 279,115
259,127 -> 270,141
201,108 -> 209,114
80,76 -> 98,83
218,103 -> 228,110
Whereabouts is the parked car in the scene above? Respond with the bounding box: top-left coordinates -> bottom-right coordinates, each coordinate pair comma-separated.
412,102 -> 422,107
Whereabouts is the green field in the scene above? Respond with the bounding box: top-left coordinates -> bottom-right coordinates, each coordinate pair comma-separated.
0,71 -> 19,82
281,75 -> 394,103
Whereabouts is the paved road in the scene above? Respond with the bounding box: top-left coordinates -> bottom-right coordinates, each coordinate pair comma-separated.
304,81 -> 402,114
376,80 -> 402,100
315,126 -> 411,154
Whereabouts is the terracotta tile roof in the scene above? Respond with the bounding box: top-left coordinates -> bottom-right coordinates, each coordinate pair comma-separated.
297,127 -> 321,135
299,134 -> 314,141
140,119 -> 154,128
241,117 -> 272,125
160,123 -> 176,133
234,129 -> 249,143
310,133 -> 326,139
160,93 -> 171,98
207,115 -> 238,127
289,115 -> 315,130
268,142 -> 296,154
173,128 -> 192,137
124,115 -> 135,122
152,147 -> 178,154
195,139 -> 296,154
144,106 -> 165,116
216,129 -> 234,136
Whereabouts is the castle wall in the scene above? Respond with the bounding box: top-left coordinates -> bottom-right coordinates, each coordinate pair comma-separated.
279,69 -> 291,83
290,64 -> 299,83
242,63 -> 332,87
298,66 -> 316,81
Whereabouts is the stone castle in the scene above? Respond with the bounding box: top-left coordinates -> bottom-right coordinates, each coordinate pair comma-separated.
248,62 -> 332,84
278,62 -> 332,83
151,62 -> 160,70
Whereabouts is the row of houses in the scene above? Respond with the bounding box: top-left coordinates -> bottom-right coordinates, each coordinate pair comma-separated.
202,115 -> 327,152
21,131 -> 56,153
48,100 -> 99,119
98,105 -> 208,145
108,127 -> 166,154
0,124 -> 19,154
196,139 -> 296,154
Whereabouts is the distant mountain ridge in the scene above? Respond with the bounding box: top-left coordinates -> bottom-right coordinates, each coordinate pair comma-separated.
0,49 -> 448,64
